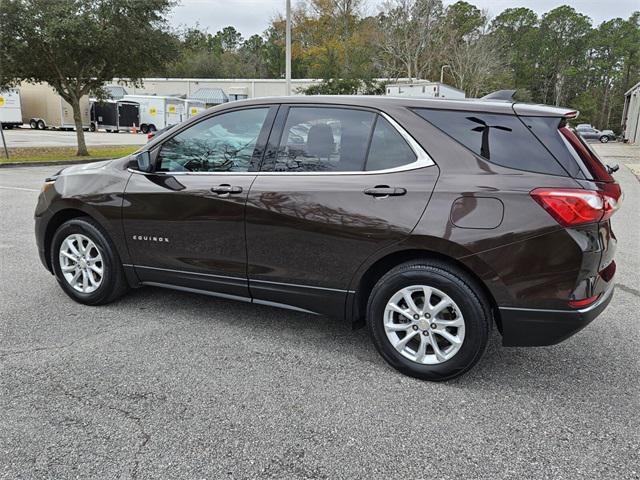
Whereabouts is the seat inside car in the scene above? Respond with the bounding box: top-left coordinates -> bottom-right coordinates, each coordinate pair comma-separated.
305,123 -> 335,160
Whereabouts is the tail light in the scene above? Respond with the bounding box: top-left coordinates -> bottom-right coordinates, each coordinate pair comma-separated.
530,188 -> 621,227
568,294 -> 600,309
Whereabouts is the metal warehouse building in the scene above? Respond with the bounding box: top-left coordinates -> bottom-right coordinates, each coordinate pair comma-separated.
112,78 -> 322,99
622,81 -> 640,144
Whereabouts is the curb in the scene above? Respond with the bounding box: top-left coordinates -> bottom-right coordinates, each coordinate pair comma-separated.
0,158 -> 113,168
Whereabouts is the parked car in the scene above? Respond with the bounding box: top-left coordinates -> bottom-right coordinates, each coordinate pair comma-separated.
34,95 -> 621,381
576,124 -> 615,143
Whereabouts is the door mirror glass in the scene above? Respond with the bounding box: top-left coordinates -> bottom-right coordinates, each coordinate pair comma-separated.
135,151 -> 153,172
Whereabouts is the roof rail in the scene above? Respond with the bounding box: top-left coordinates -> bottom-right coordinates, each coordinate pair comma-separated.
480,90 -> 517,101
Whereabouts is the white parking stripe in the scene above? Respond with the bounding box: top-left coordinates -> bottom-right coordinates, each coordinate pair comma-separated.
0,186 -> 39,192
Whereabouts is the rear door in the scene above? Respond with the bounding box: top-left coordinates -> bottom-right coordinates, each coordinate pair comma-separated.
245,105 -> 439,317
123,105 -> 277,299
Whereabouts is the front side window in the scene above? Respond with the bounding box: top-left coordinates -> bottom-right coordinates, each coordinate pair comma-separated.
157,108 -> 268,172
272,107 -> 375,172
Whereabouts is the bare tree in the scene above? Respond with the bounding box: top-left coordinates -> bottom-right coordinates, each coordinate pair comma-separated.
377,0 -> 443,80
444,22 -> 504,97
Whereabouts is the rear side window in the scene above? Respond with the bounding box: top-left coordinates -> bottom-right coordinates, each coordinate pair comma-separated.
365,117 -> 416,171
414,108 -> 567,176
273,107 -> 375,172
520,116 -> 584,179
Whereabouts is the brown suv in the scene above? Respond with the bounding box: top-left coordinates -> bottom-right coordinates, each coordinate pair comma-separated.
35,95 -> 621,380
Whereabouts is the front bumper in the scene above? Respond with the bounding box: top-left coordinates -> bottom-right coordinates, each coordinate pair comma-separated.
499,283 -> 615,347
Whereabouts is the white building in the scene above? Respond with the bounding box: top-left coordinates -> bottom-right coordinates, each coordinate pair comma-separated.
113,78 -> 323,99
622,81 -> 640,145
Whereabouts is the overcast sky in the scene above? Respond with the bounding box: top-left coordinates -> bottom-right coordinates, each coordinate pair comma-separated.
168,0 -> 639,37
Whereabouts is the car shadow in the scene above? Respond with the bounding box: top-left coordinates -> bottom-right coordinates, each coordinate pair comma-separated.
115,285 -> 633,395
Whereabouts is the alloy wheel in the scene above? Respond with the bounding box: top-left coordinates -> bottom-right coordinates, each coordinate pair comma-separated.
58,234 -> 104,293
383,285 -> 465,364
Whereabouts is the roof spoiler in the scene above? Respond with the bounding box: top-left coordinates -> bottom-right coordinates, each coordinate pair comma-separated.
480,90 -> 517,101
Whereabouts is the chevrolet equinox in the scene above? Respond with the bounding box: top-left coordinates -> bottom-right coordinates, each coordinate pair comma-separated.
35,95 -> 621,380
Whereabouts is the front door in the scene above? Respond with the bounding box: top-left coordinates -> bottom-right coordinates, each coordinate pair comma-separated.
123,106 -> 276,299
245,105 -> 439,316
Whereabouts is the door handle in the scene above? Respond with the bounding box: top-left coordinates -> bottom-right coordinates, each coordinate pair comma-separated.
211,184 -> 243,194
364,186 -> 407,197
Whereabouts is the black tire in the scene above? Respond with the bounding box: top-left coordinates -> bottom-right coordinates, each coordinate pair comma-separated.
89,123 -> 96,132
599,135 -> 609,143
29,119 -> 38,129
140,124 -> 149,134
367,261 -> 490,381
37,119 -> 46,130
50,217 -> 129,305
148,124 -> 157,132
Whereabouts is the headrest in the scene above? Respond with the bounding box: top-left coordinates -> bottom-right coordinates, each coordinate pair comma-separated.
306,123 -> 335,158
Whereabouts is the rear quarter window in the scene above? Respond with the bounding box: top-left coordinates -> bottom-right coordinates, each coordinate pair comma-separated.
414,108 -> 567,176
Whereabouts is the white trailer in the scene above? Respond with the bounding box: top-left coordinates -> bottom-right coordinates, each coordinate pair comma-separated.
122,94 -> 185,133
19,82 -> 90,130
0,89 -> 23,129
184,99 -> 207,119
385,82 -> 466,99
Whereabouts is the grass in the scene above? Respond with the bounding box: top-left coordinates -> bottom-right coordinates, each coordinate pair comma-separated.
0,145 -> 140,164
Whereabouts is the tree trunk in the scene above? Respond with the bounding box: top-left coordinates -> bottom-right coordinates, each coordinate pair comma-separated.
70,95 -> 89,156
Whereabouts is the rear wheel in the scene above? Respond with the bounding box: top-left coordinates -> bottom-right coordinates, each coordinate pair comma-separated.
140,124 -> 149,134
37,120 -> 46,130
599,135 -> 609,143
367,261 -> 490,381
51,217 -> 129,305
29,119 -> 38,129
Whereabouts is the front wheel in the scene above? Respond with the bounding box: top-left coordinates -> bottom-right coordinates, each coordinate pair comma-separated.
599,135 -> 609,143
51,217 -> 129,305
367,261 -> 490,381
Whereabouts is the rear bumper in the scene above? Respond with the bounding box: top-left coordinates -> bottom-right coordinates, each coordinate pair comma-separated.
499,283 -> 615,347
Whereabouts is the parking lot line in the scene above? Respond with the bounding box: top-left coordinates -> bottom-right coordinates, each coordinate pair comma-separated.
0,185 -> 39,192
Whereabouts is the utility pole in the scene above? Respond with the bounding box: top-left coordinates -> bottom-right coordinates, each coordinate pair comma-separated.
285,0 -> 292,96
0,122 -> 8,159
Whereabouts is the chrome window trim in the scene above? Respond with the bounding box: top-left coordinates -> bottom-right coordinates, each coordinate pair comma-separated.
128,111 -> 434,177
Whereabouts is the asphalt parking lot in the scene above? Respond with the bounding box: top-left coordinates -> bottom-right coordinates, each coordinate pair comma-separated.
2,127 -> 147,148
1,144 -> 639,479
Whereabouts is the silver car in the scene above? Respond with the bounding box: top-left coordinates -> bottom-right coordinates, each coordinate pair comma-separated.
576,125 -> 615,143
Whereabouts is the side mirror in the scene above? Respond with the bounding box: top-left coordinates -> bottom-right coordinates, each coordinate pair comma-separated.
135,151 -> 153,172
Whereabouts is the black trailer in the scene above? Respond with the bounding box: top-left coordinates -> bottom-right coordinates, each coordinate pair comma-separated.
90,99 -> 140,132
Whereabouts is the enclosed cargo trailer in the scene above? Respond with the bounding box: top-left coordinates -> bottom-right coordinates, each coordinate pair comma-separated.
0,89 -> 23,128
184,99 -> 206,119
90,99 -> 140,132
19,82 -> 90,130
122,95 -> 184,133
385,82 -> 466,99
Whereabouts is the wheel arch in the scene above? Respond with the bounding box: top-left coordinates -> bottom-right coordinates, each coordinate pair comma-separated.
349,248 -> 502,333
43,208 -> 104,272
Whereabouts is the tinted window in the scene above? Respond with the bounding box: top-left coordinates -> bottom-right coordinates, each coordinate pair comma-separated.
158,108 -> 268,172
272,107 -> 375,172
365,117 -> 416,171
414,108 -> 567,176
520,116 -> 584,178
